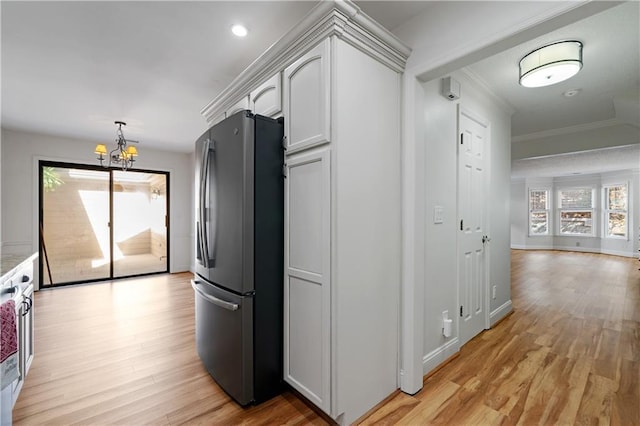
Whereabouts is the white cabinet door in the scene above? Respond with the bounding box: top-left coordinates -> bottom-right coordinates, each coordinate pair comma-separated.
250,72 -> 282,117
225,96 -> 250,117
283,39 -> 331,154
284,149 -> 331,413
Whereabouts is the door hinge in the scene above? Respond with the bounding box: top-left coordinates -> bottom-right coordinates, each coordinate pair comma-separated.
460,305 -> 463,317
282,164 -> 288,179
282,136 -> 287,151
460,133 -> 464,145
460,219 -> 464,231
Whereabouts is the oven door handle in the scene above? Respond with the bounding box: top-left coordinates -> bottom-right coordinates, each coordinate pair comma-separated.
191,280 -> 238,311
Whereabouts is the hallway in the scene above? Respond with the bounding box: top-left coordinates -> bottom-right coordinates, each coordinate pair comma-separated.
362,250 -> 639,424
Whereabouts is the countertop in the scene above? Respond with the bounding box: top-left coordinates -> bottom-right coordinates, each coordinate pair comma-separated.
1,252 -> 38,280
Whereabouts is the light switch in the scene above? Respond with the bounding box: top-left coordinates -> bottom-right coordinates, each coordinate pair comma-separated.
434,206 -> 444,224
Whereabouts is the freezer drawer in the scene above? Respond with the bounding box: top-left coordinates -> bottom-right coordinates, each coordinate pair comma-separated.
192,278 -> 254,405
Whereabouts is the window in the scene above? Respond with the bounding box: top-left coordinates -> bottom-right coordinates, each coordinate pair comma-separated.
529,189 -> 550,235
558,187 -> 594,235
604,184 -> 627,238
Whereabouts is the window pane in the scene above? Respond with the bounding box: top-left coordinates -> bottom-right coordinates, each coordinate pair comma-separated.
530,190 -> 548,210
560,211 -> 592,234
607,212 -> 626,237
560,188 -> 592,208
530,212 -> 548,234
607,185 -> 627,210
112,171 -> 168,278
42,167 -> 110,285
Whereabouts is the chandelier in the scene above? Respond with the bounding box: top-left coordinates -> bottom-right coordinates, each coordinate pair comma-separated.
94,121 -> 139,170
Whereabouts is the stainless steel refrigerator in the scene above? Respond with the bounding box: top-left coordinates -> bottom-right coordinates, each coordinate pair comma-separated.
192,110 -> 284,405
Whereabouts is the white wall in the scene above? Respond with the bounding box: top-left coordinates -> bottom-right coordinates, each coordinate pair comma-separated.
394,0 -> 620,395
1,128 -> 192,286
512,124 -> 640,160
420,69 -> 512,372
512,171 -> 639,257
510,179 -> 527,248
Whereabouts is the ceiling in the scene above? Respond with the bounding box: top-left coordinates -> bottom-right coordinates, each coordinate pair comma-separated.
465,1 -> 639,138
2,1 -> 639,164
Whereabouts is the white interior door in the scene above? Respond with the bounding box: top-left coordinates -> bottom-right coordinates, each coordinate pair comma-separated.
457,106 -> 490,346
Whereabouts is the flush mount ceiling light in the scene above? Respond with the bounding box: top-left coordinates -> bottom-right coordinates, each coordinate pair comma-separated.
94,121 -> 139,171
519,40 -> 583,88
231,24 -> 248,37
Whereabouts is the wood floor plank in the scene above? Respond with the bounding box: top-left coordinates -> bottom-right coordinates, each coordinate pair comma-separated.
12,251 -> 640,425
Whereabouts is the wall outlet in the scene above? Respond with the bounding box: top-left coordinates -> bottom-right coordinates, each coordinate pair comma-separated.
492,285 -> 497,299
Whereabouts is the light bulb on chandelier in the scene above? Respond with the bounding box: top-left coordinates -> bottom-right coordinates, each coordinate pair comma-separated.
94,121 -> 140,171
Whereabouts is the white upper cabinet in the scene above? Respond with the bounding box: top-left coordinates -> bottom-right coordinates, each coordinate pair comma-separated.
283,40 -> 330,154
250,72 -> 282,117
225,95 -> 250,117
210,112 -> 226,126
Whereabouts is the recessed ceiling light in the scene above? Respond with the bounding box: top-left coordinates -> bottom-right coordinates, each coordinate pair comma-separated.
231,25 -> 248,37
563,88 -> 582,97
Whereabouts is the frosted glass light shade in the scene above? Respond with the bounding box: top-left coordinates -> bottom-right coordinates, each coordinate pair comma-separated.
519,41 -> 583,88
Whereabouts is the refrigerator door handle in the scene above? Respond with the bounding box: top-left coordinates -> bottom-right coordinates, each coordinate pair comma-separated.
199,138 -> 216,267
191,280 -> 239,311
197,141 -> 208,267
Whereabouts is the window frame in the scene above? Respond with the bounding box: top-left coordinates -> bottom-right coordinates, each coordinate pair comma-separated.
557,186 -> 595,237
528,188 -> 551,236
603,183 -> 628,240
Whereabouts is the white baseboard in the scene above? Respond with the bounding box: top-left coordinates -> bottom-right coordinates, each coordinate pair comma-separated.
553,245 -> 601,254
600,248 -> 637,258
490,300 -> 513,327
511,244 -> 553,250
422,338 -> 459,376
511,246 -> 636,258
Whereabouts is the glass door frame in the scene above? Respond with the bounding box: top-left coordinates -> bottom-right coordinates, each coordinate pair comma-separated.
38,160 -> 170,287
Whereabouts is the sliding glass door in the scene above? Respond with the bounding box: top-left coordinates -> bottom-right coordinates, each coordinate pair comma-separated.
40,162 -> 169,287
112,171 -> 167,278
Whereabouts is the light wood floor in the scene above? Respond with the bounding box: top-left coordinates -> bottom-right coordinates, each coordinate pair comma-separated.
13,250 -> 639,425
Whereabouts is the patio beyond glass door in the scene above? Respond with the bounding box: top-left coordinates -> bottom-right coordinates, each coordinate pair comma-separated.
40,162 -> 169,287
41,167 -> 111,285
112,171 -> 167,277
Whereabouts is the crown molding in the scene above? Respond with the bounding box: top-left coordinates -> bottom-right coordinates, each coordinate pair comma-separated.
200,0 -> 411,125
512,118 -> 622,143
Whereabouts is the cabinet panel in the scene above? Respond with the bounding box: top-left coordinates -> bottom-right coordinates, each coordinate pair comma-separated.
226,96 -> 250,117
251,73 -> 282,117
287,276 -> 323,398
284,149 -> 331,413
284,40 -> 330,154
288,159 -> 323,274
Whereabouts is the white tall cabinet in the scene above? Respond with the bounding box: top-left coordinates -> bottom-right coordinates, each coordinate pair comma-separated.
201,2 -> 409,423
